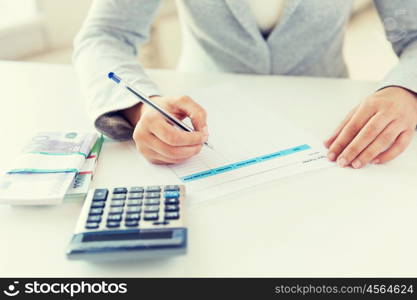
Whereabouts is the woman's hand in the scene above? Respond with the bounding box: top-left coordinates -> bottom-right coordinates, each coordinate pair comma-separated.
324,86 -> 417,168
123,95 -> 208,164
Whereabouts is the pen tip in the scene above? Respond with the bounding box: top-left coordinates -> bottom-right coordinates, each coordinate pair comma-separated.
205,142 -> 214,150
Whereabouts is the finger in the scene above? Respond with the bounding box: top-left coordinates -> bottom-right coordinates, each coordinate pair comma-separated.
169,96 -> 208,132
350,121 -> 403,168
148,113 -> 208,146
371,129 -> 413,165
327,104 -> 375,162
324,106 -> 357,149
146,133 -> 203,159
335,112 -> 391,167
138,145 -> 188,165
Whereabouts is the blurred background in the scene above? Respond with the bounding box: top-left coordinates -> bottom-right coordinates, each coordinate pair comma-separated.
0,0 -> 398,81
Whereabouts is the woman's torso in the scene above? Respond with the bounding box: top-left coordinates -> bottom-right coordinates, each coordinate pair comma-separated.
175,0 -> 354,78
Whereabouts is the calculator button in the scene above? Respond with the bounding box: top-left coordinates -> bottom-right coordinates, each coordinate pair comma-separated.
164,191 -> 179,199
109,207 -> 124,214
126,206 -> 141,214
144,199 -> 160,206
106,221 -> 121,228
145,192 -> 160,199
107,214 -> 122,222
89,208 -> 104,215
125,213 -> 140,221
85,222 -> 99,229
165,205 -> 179,212
112,194 -> 127,200
164,212 -> 179,220
165,198 -> 179,205
164,185 -> 180,192
110,200 -> 125,207
129,186 -> 144,193
144,213 -> 159,221
127,199 -> 142,206
125,220 -> 139,227
128,193 -> 143,199
146,186 -> 161,192
113,187 -> 128,194
144,206 -> 159,213
153,221 -> 170,226
87,215 -> 101,223
91,201 -> 105,208
93,189 -> 108,201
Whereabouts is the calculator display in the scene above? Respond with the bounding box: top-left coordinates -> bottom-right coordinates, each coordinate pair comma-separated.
82,231 -> 173,242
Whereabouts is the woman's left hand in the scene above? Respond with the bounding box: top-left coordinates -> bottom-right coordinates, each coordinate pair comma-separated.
324,86 -> 417,168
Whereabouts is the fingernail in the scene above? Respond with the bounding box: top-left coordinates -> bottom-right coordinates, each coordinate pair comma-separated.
327,152 -> 336,161
337,157 -> 347,167
371,159 -> 380,164
352,160 -> 361,169
202,126 -> 209,136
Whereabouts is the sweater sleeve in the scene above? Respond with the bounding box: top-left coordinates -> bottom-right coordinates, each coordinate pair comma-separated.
374,0 -> 417,94
73,0 -> 162,140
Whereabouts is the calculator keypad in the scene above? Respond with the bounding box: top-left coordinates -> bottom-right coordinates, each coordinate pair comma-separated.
83,185 -> 183,231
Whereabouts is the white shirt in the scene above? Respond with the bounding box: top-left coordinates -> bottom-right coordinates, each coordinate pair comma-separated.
248,0 -> 285,34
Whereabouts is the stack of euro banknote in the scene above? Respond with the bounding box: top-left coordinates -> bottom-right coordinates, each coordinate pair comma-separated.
0,132 -> 103,205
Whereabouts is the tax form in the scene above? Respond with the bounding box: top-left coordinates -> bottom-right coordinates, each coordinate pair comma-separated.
134,81 -> 333,203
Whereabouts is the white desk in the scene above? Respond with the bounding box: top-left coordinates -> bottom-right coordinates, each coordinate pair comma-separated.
1,62 -> 416,277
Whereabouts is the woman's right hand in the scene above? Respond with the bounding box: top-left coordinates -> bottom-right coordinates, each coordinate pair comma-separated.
123,95 -> 209,164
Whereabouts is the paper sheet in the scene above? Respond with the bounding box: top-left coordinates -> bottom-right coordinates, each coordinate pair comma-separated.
135,82 -> 333,203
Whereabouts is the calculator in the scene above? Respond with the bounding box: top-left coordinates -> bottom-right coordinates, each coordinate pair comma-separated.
66,185 -> 187,260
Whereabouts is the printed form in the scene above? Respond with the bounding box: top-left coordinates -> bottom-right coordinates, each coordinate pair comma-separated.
133,82 -> 333,203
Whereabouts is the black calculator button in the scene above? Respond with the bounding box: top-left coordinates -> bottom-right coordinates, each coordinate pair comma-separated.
145,192 -> 160,199
165,205 -> 179,212
144,213 -> 159,221
125,220 -> 139,227
93,189 -> 108,201
91,201 -> 105,208
164,212 -> 179,220
164,191 -> 180,199
85,222 -> 99,229
110,200 -> 125,207
125,213 -> 140,221
146,186 -> 161,192
112,194 -> 127,200
107,214 -> 122,222
128,193 -> 143,199
153,221 -> 170,225
106,221 -> 121,228
113,187 -> 128,194
127,199 -> 142,206
126,206 -> 141,214
165,198 -> 179,205
129,186 -> 144,193
144,199 -> 160,206
87,215 -> 101,223
164,185 -> 180,192
89,208 -> 104,215
144,206 -> 159,213
109,207 -> 124,214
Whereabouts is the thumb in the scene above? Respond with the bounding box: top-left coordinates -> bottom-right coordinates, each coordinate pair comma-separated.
172,96 -> 208,134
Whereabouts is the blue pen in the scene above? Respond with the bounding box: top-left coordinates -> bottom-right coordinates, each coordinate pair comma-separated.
108,72 -> 213,149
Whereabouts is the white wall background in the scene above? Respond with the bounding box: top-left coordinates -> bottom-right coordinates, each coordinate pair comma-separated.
38,0 -> 93,49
